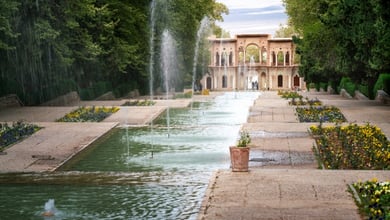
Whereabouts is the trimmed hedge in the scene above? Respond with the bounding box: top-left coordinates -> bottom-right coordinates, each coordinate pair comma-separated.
338,77 -> 356,97
374,73 -> 390,96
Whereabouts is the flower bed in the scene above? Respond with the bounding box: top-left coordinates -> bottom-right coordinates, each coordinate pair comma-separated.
278,90 -> 302,99
0,121 -> 40,151
297,106 -> 346,122
289,97 -> 322,106
351,178 -> 390,219
310,123 -> 390,169
122,100 -> 155,106
278,90 -> 322,106
57,106 -> 120,122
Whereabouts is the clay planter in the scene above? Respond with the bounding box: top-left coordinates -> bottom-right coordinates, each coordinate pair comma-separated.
229,146 -> 250,172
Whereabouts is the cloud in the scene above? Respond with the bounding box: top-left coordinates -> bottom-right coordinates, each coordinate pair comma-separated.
216,0 -> 288,36
218,0 -> 281,10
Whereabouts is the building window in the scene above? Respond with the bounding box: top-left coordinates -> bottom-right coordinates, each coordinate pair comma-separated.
278,75 -> 283,87
215,52 -> 219,66
277,51 -> 284,66
285,52 -> 290,66
272,52 -> 276,66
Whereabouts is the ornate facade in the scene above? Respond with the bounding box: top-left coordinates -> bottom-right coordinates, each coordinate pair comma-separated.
201,34 -> 304,91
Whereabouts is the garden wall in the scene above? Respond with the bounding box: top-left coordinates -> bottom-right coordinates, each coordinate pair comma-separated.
41,91 -> 80,106
0,94 -> 22,109
354,90 -> 369,100
376,90 -> 390,105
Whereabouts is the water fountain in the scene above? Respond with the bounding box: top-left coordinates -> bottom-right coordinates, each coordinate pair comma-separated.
161,30 -> 177,138
191,17 -> 210,111
249,55 -> 254,89
42,199 -> 56,217
149,0 -> 158,157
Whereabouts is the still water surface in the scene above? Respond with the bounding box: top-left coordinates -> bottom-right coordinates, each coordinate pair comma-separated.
0,92 -> 259,219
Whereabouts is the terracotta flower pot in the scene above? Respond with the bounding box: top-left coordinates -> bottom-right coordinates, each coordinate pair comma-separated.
229,146 -> 250,172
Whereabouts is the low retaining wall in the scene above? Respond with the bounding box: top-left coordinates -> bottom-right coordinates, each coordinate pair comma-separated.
339,89 -> 353,99
354,90 -> 369,100
41,91 -> 80,106
0,94 -> 22,108
376,90 -> 390,105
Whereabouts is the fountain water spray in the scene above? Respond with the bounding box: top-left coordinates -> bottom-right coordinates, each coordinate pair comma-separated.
149,0 -> 157,157
191,17 -> 210,112
161,30 -> 176,138
42,199 -> 56,217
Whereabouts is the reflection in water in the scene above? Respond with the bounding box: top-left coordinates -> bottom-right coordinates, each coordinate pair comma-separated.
0,92 -> 259,219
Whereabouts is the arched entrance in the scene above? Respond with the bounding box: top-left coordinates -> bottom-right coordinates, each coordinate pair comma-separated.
222,75 -> 228,88
278,75 -> 283,87
261,72 -> 266,89
293,75 -> 300,88
206,77 -> 212,90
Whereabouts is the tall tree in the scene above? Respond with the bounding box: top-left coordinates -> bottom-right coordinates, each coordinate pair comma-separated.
283,0 -> 390,94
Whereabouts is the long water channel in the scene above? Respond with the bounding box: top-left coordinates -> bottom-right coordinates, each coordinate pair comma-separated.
0,92 -> 259,219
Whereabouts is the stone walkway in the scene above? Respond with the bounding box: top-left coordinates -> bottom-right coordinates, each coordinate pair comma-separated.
198,91 -> 390,220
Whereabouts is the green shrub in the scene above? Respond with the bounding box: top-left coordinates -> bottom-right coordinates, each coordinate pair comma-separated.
79,88 -> 95,100
93,81 -> 112,98
319,82 -> 328,91
113,82 -> 138,98
174,91 -> 192,99
358,84 -> 369,98
308,82 -> 316,89
374,73 -> 390,96
339,77 -> 356,96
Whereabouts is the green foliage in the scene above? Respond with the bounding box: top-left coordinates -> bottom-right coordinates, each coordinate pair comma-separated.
319,82 -> 327,91
284,0 -> 390,99
374,73 -> 390,96
174,91 -> 192,99
237,130 -> 251,147
352,179 -> 390,219
274,21 -> 297,38
358,84 -> 369,98
338,77 -> 357,96
0,0 -> 19,50
0,0 -> 226,105
113,81 -> 138,98
79,80 -> 112,100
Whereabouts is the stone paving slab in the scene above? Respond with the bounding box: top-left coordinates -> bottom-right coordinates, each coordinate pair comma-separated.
103,106 -> 166,126
0,122 -> 117,172
0,107 -> 77,122
198,169 -> 390,220
199,91 -> 390,220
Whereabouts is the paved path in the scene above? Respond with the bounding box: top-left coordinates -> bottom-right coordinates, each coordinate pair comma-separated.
0,122 -> 117,172
198,91 -> 390,220
199,169 -> 389,220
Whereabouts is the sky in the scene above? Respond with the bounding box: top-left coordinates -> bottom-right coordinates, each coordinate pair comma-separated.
216,0 -> 288,37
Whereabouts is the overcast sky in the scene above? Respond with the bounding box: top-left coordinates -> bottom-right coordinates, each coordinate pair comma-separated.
216,0 -> 288,37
